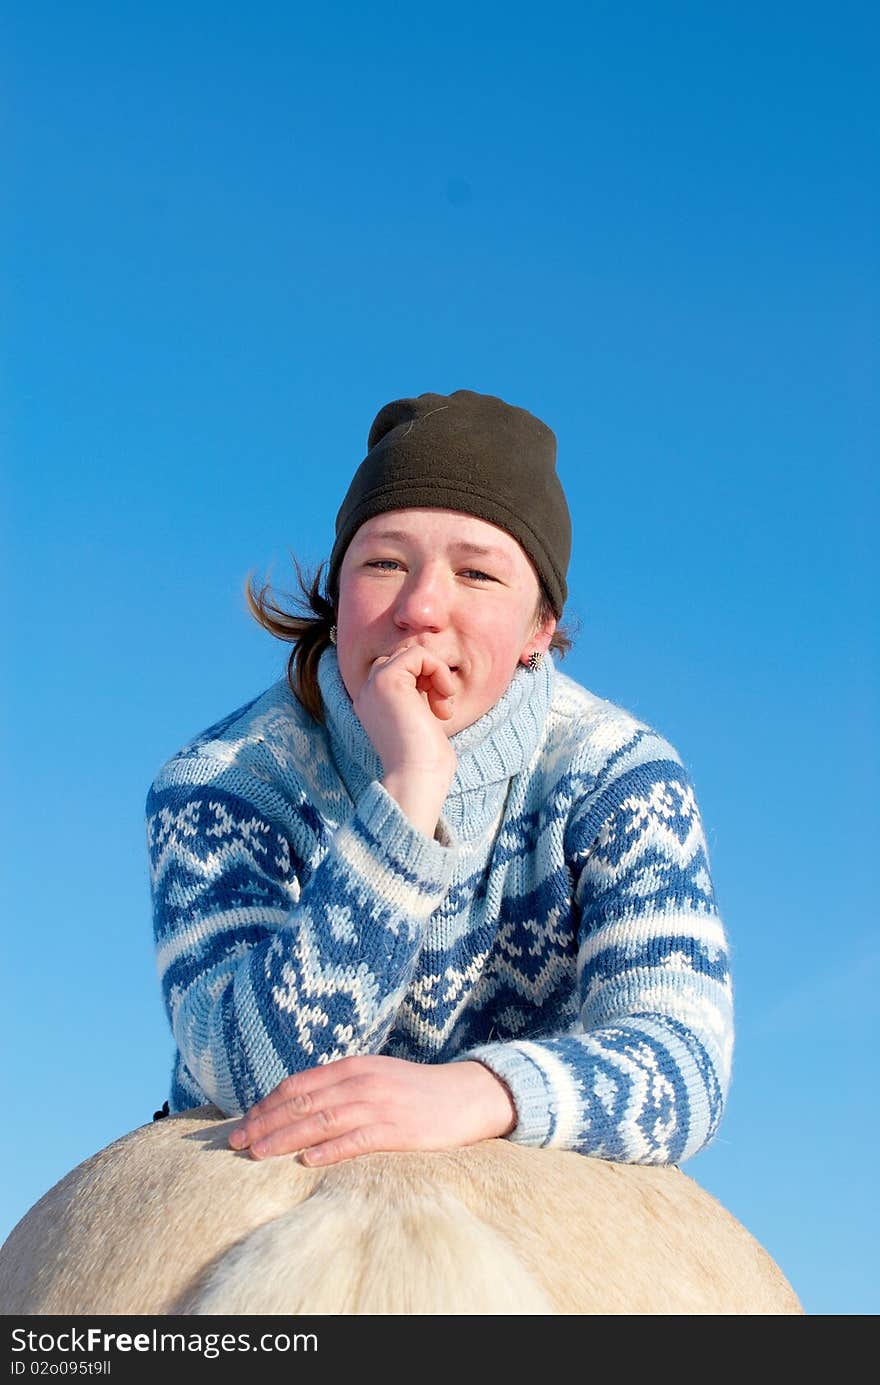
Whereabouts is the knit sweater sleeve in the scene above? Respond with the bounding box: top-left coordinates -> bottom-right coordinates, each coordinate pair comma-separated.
451,742 -> 734,1165
147,756 -> 459,1116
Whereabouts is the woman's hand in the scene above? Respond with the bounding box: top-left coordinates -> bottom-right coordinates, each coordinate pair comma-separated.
227,1055 -> 517,1164
353,643 -> 459,783
353,643 -> 460,838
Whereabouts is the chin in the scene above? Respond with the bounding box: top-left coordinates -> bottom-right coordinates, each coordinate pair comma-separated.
448,706 -> 478,735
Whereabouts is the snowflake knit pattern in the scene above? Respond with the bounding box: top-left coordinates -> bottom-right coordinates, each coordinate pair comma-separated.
146,646 -> 734,1164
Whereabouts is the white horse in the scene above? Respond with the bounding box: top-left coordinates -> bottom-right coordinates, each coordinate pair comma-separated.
0,1106 -> 803,1315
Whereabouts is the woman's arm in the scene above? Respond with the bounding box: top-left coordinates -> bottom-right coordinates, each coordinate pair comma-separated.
449,747 -> 734,1165
149,645 -> 462,1118
147,757 -> 460,1117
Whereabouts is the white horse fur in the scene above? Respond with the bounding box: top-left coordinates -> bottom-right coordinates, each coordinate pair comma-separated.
0,1106 -> 803,1315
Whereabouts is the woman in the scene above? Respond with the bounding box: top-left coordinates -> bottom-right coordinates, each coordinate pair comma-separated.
146,388 -> 734,1169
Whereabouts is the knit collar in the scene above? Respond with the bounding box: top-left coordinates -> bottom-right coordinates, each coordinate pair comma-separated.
316,645 -> 555,841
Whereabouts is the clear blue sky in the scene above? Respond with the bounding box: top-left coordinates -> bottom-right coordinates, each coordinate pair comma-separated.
2,1 -> 877,1316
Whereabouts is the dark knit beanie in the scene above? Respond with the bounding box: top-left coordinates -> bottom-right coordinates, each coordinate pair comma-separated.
327,389 -> 571,617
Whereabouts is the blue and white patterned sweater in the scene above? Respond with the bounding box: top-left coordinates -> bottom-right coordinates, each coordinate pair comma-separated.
146,647 -> 733,1164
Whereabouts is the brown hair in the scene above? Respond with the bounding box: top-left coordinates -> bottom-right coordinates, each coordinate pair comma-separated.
244,552 -> 575,725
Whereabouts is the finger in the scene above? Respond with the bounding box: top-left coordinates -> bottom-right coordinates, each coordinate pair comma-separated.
234,1086 -> 331,1145
229,1095 -> 320,1149
378,646 -> 457,695
297,1123 -> 402,1167
421,658 -> 458,696
246,1103 -> 380,1161
415,667 -> 456,696
427,688 -> 455,719
247,1057 -> 362,1118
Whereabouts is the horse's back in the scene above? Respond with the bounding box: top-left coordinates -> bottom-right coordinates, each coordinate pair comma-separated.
0,1108 -> 803,1316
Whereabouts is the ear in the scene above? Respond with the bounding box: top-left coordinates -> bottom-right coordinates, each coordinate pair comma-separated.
520,611 -> 557,666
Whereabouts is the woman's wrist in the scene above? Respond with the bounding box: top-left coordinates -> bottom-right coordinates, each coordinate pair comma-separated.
458,1060 -> 518,1139
380,768 -> 453,841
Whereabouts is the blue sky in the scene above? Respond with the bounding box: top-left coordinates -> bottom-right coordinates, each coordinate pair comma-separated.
2,1 -> 877,1316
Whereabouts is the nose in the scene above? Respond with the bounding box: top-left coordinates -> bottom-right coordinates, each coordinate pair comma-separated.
392,562 -> 450,634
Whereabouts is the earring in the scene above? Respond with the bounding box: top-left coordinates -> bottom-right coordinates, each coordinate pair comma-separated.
329,624 -> 337,646
527,651 -> 544,671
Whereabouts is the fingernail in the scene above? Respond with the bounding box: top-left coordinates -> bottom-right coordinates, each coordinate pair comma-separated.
229,1127 -> 248,1148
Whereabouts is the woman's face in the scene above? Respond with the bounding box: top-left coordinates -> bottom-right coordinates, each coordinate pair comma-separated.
335,507 -> 557,736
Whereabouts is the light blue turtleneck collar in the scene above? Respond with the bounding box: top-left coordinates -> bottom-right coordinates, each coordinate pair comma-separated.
316,646 -> 555,842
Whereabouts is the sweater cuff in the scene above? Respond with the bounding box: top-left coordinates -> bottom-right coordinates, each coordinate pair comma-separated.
334,779 -> 459,914
451,1040 -> 583,1148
